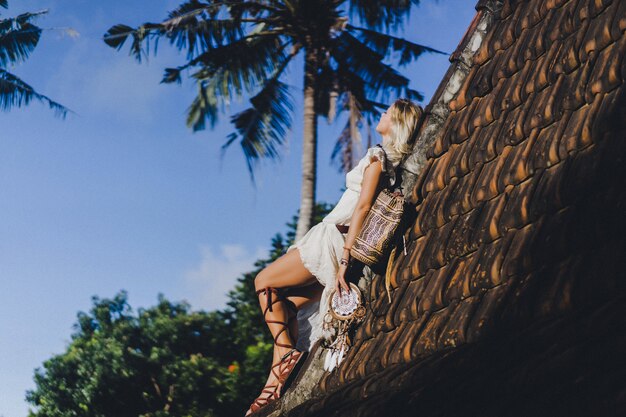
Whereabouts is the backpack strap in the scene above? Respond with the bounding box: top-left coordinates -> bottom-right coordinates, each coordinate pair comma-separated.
375,144 -> 404,195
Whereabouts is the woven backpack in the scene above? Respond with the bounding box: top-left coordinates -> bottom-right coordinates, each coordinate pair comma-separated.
350,145 -> 407,301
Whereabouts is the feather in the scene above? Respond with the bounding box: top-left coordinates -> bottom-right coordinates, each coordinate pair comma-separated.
324,348 -> 333,371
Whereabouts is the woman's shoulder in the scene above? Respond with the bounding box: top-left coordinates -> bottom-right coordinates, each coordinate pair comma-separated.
364,144 -> 386,163
362,145 -> 390,172
363,145 -> 398,186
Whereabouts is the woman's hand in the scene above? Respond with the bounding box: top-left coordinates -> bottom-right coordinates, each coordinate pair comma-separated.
335,263 -> 351,296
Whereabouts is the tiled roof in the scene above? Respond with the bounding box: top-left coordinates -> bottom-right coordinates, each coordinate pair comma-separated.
258,0 -> 626,415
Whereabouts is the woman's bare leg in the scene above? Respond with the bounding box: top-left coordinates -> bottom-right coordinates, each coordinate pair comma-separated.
253,248 -> 324,394
255,247 -> 323,356
249,283 -> 324,417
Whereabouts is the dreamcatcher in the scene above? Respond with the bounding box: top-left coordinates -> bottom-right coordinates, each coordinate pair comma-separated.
321,282 -> 367,372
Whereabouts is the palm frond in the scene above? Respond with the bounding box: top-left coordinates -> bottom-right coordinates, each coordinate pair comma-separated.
222,55 -> 295,182
0,9 -> 48,34
162,1 -> 258,58
331,31 -> 417,103
0,10 -> 49,67
331,117 -> 355,173
0,69 -> 71,118
333,71 -> 387,118
0,24 -> 40,67
404,88 -> 424,102
161,25 -> 283,86
162,67 -> 183,85
346,24 -> 447,66
103,22 -> 163,63
166,0 -> 218,21
165,18 -> 246,59
102,24 -> 134,49
224,80 -> 293,181
185,75 -> 222,131
178,35 -> 290,132
103,1 -> 280,62
165,0 -> 280,22
348,0 -> 420,32
330,93 -> 363,173
102,0 -> 226,53
0,1 -> 7,10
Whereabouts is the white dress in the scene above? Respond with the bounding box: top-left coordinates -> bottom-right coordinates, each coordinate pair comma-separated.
286,145 -> 399,353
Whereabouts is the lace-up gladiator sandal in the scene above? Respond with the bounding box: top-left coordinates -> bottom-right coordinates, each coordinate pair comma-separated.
277,345 -> 306,396
245,287 -> 299,415
256,289 -> 307,397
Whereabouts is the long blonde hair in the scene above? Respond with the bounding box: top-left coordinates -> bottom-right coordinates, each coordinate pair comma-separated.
381,98 -> 424,165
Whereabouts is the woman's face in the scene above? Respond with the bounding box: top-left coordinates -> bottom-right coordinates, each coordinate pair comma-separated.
376,105 -> 393,141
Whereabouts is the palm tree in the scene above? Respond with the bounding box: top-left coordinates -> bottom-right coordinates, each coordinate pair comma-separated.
0,1 -> 70,117
104,0 -> 445,241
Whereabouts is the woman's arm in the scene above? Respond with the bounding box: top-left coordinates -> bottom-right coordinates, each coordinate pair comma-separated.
335,157 -> 384,294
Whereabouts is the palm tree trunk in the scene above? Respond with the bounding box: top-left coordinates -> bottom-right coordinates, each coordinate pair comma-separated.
295,48 -> 319,242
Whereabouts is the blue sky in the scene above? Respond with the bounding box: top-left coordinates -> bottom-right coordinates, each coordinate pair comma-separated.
0,1 -> 476,416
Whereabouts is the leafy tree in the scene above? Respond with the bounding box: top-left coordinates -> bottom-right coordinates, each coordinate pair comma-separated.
26,291 -> 237,417
0,1 -> 71,116
103,0 -> 445,241
26,203 -> 333,417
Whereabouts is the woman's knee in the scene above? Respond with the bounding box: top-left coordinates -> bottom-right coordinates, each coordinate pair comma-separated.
254,267 -> 280,291
254,269 -> 268,292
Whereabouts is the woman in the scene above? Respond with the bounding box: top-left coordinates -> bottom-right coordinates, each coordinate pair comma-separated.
246,98 -> 424,416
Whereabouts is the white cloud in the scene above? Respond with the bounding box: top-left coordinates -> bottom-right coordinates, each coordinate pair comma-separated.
181,243 -> 267,310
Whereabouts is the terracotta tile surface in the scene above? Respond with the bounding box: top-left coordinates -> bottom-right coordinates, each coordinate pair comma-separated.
267,1 -> 626,415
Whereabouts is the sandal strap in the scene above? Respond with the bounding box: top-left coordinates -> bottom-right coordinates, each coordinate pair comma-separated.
248,288 -> 302,415
277,348 -> 303,384
257,287 -> 297,349
256,287 -> 276,313
249,382 -> 280,412
270,359 -> 283,380
256,287 -> 298,315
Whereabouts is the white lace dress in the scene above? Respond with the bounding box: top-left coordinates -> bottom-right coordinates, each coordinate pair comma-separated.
286,145 -> 399,352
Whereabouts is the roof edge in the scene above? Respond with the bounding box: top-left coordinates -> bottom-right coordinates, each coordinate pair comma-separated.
402,1 -> 503,204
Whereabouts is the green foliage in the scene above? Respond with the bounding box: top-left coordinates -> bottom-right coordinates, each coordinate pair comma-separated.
26,202 -> 333,417
26,292 -> 232,417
